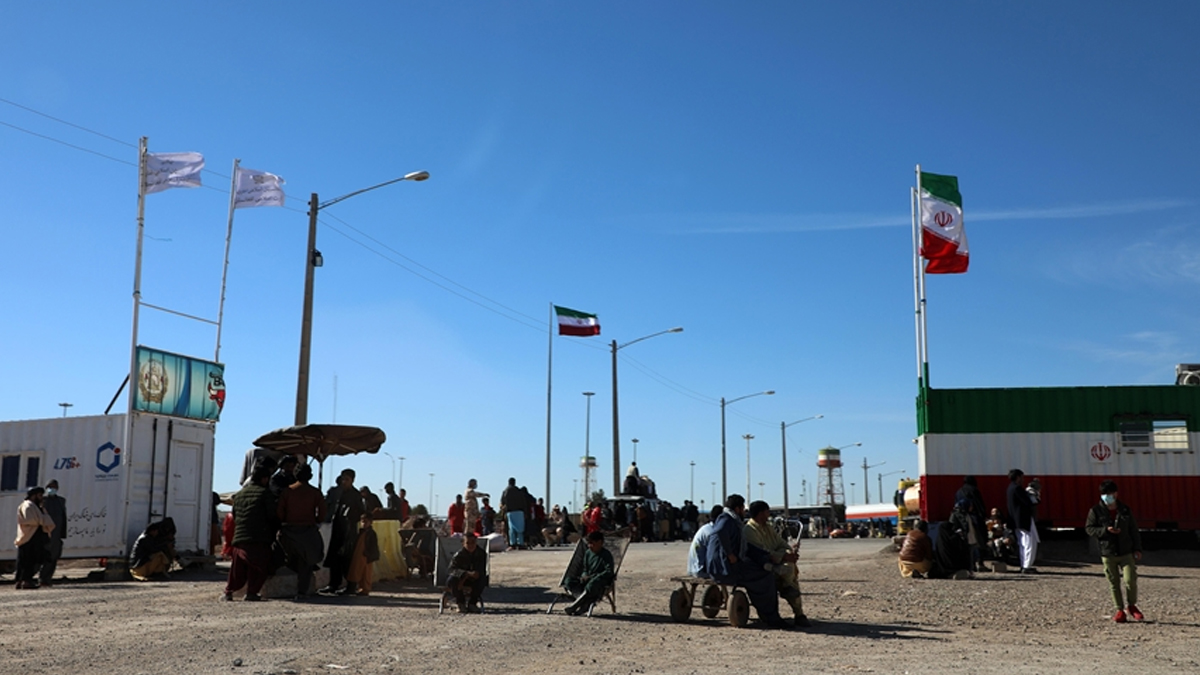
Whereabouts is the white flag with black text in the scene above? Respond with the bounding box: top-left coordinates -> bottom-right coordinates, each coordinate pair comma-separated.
233,167 -> 286,209
143,151 -> 204,194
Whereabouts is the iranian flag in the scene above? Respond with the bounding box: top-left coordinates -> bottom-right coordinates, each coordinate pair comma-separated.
919,172 -> 968,274
555,306 -> 600,336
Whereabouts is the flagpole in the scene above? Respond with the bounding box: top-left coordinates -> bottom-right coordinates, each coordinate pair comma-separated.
125,137 -> 149,472
915,164 -> 930,388
911,184 -> 922,385
545,302 -> 554,507
215,159 -> 240,362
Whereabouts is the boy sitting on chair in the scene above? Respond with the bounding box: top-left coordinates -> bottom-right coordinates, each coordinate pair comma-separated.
564,531 -> 615,616
447,532 -> 488,613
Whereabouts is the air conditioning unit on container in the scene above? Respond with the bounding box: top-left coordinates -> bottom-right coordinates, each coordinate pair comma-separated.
1176,364 -> 1200,385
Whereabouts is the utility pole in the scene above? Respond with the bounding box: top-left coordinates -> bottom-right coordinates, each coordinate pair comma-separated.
862,457 -> 885,504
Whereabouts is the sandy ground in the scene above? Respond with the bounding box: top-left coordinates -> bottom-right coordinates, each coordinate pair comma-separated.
2,538 -> 1198,675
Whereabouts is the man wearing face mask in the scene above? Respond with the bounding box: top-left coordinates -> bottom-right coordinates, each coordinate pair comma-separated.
39,480 -> 68,586
14,487 -> 55,589
1085,480 -> 1144,623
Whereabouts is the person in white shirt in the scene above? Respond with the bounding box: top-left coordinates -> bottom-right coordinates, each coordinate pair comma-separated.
686,505 -> 724,577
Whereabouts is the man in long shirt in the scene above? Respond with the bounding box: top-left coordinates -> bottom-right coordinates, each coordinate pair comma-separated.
705,494 -> 789,629
14,487 -> 54,589
564,531 -> 615,615
223,466 -> 277,601
744,500 -> 810,627
500,478 -> 527,548
322,469 -> 366,595
277,463 -> 326,600
1006,469 -> 1039,574
39,480 -> 68,586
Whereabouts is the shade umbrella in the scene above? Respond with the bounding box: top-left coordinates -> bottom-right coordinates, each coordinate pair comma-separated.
253,424 -> 386,488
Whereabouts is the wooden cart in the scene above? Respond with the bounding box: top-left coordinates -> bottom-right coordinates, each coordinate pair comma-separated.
668,575 -> 751,627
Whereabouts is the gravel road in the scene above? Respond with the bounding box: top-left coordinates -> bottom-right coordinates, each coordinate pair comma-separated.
2,538 -> 1197,674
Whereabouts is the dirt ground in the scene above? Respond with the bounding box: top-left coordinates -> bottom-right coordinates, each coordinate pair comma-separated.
2,537 -> 1198,675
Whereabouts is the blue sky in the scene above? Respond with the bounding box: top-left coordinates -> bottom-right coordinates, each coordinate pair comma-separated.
3,3 -> 1198,512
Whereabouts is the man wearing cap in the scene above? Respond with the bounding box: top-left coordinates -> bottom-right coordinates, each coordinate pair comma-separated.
1085,480 -> 1144,623
14,487 -> 55,589
39,479 -> 68,586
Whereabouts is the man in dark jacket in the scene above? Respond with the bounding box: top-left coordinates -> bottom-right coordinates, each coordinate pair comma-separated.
322,469 -> 365,595
1085,480 -> 1143,623
704,494 -> 789,629
223,466 -> 277,601
1005,469 -> 1039,574
500,478 -> 527,548
39,480 -> 68,586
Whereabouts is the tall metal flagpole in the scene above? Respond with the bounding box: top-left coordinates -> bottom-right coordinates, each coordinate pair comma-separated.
911,183 -> 922,385
913,164 -> 929,389
126,137 -> 150,467
545,302 -> 553,506
215,159 -> 240,362
917,165 -> 929,385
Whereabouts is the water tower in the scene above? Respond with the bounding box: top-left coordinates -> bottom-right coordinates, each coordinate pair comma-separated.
580,455 -> 598,504
816,446 -> 845,507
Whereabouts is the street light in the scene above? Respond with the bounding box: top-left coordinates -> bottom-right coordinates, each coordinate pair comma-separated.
631,438 -> 639,465
58,402 -> 73,418
720,390 -> 774,499
861,457 -> 885,504
583,392 -> 595,499
689,460 -> 695,502
382,451 -> 397,489
295,170 -> 430,425
428,472 -> 435,513
611,327 -> 683,494
398,456 -> 406,493
780,414 -> 823,517
711,481 -> 716,507
743,433 -> 755,497
878,469 -> 905,507
759,481 -> 765,500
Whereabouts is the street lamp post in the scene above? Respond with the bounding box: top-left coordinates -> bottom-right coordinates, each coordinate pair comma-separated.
295,170 -> 429,425
398,456 -> 405,493
611,327 -> 683,495
758,481 -> 765,500
743,433 -> 755,498
428,473 -> 435,513
631,438 -> 639,465
583,392 -> 595,499
878,469 -> 905,507
720,390 -> 774,500
689,460 -> 695,502
780,414 -> 823,517
58,402 -> 73,418
383,451 -> 397,489
711,481 -> 716,507
861,457 -> 885,504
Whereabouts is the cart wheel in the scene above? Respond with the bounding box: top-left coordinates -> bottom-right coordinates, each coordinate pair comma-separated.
728,590 -> 750,628
669,588 -> 692,622
701,585 -> 724,619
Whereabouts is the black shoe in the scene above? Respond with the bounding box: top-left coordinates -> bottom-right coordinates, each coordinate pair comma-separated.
793,614 -> 812,628
245,593 -> 263,601
1021,567 -> 1039,575
911,571 -> 925,579
336,584 -> 358,596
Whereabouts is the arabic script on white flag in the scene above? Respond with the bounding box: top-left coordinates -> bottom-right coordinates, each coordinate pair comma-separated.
233,167 -> 286,209
144,151 -> 204,194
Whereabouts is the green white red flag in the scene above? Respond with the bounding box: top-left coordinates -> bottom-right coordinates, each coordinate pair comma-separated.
554,306 -> 600,336
919,172 -> 968,274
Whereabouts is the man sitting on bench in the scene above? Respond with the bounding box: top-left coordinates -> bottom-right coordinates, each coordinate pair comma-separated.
447,532 -> 488,613
564,531 -> 615,616
705,494 -> 791,630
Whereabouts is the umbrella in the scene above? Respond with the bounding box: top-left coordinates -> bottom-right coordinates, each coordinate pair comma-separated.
253,424 -> 386,488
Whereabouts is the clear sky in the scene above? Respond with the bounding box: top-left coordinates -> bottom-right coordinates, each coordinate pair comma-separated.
3,3 -> 1198,512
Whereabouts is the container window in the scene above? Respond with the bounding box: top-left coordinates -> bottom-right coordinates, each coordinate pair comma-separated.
1118,419 -> 1190,453
0,455 -> 18,491
24,456 -> 40,489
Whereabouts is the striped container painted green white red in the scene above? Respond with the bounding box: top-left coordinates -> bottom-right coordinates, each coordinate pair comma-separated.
918,385 -> 1200,529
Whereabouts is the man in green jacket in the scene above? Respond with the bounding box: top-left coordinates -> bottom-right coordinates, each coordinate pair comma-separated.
223,466 -> 278,601
1084,480 -> 1143,623
564,531 -> 615,616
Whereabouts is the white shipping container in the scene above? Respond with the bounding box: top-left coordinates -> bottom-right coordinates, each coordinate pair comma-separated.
1,412 -> 214,561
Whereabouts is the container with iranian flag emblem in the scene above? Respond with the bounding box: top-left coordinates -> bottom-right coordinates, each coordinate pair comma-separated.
917,385 -> 1200,530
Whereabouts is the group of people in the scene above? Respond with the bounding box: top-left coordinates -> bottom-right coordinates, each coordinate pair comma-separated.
898,471 -> 1144,623
223,456 -> 385,602
686,495 -> 810,630
13,481 -> 68,589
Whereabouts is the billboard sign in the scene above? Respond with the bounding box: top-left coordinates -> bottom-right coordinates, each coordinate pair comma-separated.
133,346 -> 225,421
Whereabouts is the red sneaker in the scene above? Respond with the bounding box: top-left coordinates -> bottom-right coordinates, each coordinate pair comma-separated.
1127,605 -> 1144,621
1113,609 -> 1127,623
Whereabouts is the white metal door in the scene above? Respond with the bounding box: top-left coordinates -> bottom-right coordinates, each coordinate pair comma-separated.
167,440 -> 202,549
